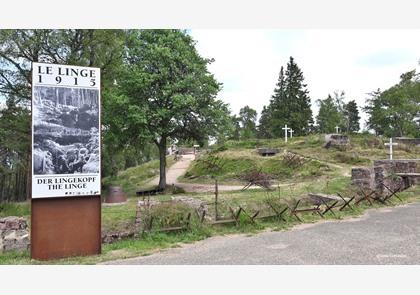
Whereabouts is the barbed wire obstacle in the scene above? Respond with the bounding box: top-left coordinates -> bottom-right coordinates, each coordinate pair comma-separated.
282,151 -> 310,169
239,169 -> 273,191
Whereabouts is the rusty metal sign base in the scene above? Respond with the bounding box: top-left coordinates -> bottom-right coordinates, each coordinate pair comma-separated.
31,196 -> 101,260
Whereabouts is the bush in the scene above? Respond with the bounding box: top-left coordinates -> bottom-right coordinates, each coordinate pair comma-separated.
360,137 -> 383,149
148,202 -> 192,228
304,135 -> 322,146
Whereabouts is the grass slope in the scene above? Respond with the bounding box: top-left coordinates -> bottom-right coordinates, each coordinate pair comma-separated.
181,134 -> 419,184
102,156 -> 175,197
1,134 -> 419,264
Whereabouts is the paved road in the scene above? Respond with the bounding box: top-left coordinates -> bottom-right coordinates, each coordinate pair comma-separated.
105,202 -> 420,265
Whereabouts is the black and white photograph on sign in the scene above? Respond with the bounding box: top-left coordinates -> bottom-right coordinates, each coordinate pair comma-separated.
33,85 -> 100,175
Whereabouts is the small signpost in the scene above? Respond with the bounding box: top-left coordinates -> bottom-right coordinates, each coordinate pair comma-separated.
282,124 -> 290,142
384,138 -> 398,160
335,126 -> 340,133
289,129 -> 294,139
31,62 -> 101,260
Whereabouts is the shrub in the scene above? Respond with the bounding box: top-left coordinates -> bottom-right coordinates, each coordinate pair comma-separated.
304,135 -> 322,146
148,202 -> 192,228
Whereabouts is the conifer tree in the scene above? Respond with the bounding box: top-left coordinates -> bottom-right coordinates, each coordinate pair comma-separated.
257,105 -> 273,138
259,57 -> 313,137
283,57 -> 313,134
343,100 -> 360,133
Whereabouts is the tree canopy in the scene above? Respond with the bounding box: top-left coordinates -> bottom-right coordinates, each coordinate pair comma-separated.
238,105 -> 257,139
315,91 -> 360,134
316,94 -> 342,133
364,70 -> 420,137
258,57 -> 313,138
115,30 -> 230,189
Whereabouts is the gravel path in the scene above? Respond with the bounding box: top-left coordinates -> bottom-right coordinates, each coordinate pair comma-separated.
104,202 -> 420,265
148,152 -> 348,193
148,154 -> 255,192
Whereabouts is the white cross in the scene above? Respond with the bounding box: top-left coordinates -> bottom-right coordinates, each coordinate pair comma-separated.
335,126 -> 340,133
282,124 -> 290,142
289,129 -> 294,138
384,138 -> 398,160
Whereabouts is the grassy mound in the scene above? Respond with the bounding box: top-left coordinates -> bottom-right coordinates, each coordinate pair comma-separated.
102,156 -> 176,197
182,134 -> 419,184
183,149 -> 332,184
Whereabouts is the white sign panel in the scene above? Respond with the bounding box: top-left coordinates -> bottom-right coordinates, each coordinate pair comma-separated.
32,63 -> 101,198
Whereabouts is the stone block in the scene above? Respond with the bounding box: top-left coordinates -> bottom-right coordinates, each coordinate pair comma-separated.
351,167 -> 374,190
4,231 -> 17,241
0,217 -> 30,253
324,134 -> 350,149
0,216 -> 27,230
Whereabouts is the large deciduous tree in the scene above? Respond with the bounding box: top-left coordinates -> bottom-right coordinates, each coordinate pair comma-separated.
364,70 -> 420,137
238,105 -> 257,139
118,30 -> 229,189
316,94 -> 342,133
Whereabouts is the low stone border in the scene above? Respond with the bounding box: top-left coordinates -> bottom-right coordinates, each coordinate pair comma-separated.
0,216 -> 30,253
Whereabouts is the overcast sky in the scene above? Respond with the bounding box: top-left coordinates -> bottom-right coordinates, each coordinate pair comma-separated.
1,30 -> 419,129
190,29 -> 420,130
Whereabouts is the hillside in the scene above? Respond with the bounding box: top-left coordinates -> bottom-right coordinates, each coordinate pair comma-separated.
181,134 -> 420,185
102,156 -> 176,196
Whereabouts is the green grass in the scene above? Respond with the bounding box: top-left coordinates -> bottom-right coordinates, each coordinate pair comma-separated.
1,134 -> 419,264
0,202 -> 30,218
2,184 -> 419,265
102,156 -> 176,197
182,148 -> 335,184
182,135 -> 419,185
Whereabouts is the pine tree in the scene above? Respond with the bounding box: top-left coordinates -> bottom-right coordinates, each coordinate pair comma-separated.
257,105 -> 272,138
269,66 -> 287,137
284,57 -> 314,135
260,57 -> 313,137
343,100 -> 360,133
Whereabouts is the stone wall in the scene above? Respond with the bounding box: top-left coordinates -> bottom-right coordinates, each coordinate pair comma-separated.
394,137 -> 420,146
324,134 -> 350,149
351,167 -> 374,191
351,159 -> 419,196
0,217 -> 30,253
102,230 -> 135,244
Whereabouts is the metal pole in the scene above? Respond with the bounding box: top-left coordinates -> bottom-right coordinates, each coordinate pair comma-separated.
215,179 -> 219,221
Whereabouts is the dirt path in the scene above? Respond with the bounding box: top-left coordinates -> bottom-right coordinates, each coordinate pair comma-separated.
148,154 -> 256,192
148,151 -> 350,193
149,154 -> 196,186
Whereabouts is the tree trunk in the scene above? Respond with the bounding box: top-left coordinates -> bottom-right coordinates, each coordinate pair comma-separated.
157,137 -> 167,190
26,126 -> 32,201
